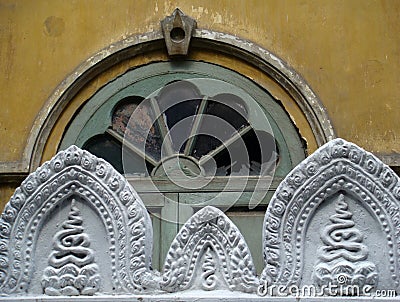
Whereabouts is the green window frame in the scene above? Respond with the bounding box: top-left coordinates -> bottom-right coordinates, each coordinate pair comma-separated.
60,61 -> 306,273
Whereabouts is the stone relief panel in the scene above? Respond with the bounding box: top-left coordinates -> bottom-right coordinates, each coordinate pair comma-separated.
262,138 -> 400,295
1,138 -> 400,300
41,200 -> 101,296
312,194 -> 378,294
161,206 -> 259,293
0,145 -> 153,295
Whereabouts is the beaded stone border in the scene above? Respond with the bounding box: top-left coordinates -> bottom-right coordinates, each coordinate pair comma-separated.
262,138 -> 400,292
0,146 -> 153,294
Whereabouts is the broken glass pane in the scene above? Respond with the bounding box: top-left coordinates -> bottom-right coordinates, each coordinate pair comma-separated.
83,133 -> 150,176
192,134 -> 223,160
112,97 -> 142,137
157,81 -> 201,152
192,94 -> 249,159
201,129 -> 279,176
207,93 -> 248,131
243,130 -> 279,175
121,98 -> 162,161
204,146 -> 231,176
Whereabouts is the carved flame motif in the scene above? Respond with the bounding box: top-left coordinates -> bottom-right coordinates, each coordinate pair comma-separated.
201,247 -> 217,290
41,200 -> 101,296
313,194 -> 378,294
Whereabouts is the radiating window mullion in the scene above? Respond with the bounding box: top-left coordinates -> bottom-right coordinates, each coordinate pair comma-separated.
198,125 -> 253,166
106,128 -> 158,167
150,97 -> 174,156
183,96 -> 208,156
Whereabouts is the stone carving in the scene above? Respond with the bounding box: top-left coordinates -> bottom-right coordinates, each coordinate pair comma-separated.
201,247 -> 217,290
160,8 -> 197,56
262,138 -> 400,294
313,194 -> 378,294
41,200 -> 101,296
2,138 -> 400,300
161,206 -> 258,293
0,145 -> 153,295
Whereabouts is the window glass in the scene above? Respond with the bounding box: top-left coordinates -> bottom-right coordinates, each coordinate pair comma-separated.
60,61 -> 306,273
86,80 -> 280,178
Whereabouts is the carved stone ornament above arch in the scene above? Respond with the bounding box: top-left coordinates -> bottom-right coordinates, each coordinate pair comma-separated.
14,9 -> 335,175
161,206 -> 259,293
3,140 -> 400,300
261,138 -> 400,295
0,145 -> 154,295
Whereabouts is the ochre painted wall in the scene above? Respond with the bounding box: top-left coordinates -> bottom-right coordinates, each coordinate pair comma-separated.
1,0 -> 399,203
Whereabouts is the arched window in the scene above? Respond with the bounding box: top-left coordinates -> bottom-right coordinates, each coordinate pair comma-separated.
82,81 -> 278,177
60,61 -> 306,272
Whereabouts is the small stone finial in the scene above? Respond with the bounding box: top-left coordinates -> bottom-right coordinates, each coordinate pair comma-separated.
160,8 -> 197,56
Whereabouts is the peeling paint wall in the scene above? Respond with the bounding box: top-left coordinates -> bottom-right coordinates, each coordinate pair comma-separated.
1,0 -> 399,202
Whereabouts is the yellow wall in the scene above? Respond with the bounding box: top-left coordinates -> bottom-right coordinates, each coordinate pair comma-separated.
1,0 -> 399,202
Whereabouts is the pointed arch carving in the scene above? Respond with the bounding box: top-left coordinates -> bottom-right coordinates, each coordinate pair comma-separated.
262,138 -> 400,291
0,146 -> 153,294
161,206 -> 258,293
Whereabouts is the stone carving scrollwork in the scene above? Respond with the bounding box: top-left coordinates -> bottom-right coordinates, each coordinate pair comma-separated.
161,206 -> 258,293
0,145 -> 154,295
2,138 -> 400,299
201,247 -> 217,291
41,200 -> 101,296
313,194 -> 378,294
262,138 -> 400,295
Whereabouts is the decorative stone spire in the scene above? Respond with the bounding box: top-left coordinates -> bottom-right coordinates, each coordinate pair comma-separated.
313,194 -> 378,295
41,200 -> 101,296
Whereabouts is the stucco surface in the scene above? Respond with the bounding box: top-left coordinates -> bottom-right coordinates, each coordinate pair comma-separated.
0,0 -> 399,201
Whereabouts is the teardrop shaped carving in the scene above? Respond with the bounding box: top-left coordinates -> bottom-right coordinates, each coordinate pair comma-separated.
161,206 -> 258,293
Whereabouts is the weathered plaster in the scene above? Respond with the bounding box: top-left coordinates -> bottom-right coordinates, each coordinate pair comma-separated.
12,29 -> 334,180
1,1 -> 399,166
1,0 -> 400,204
